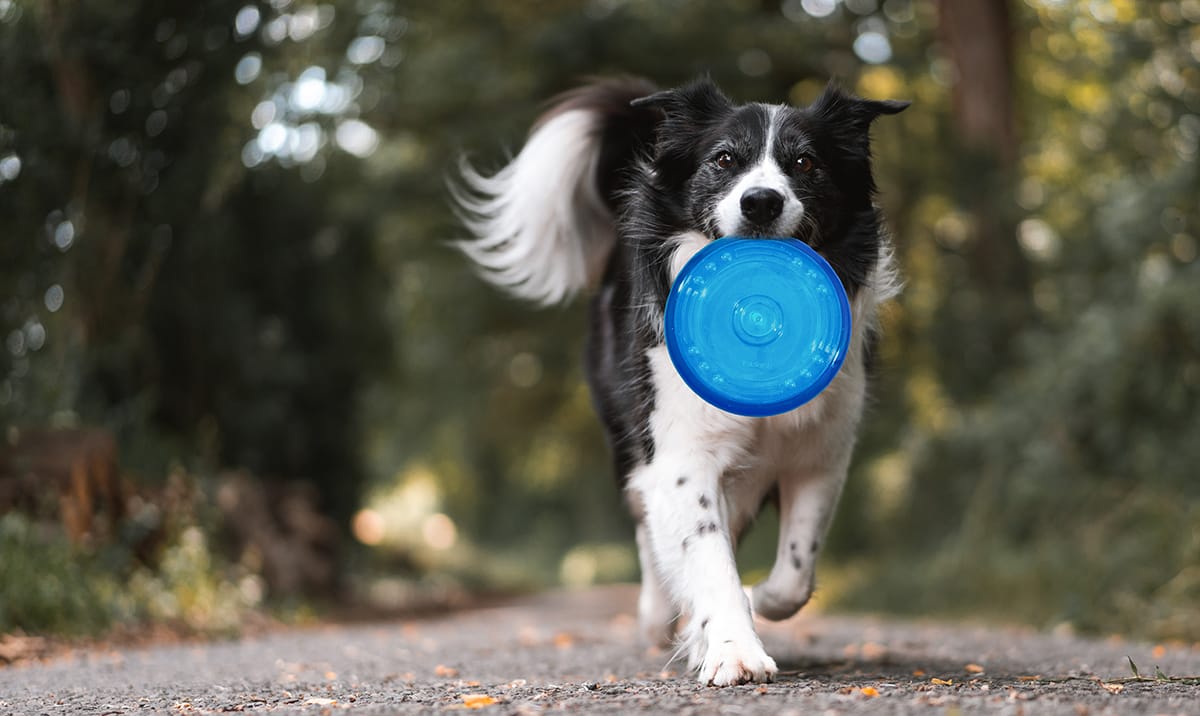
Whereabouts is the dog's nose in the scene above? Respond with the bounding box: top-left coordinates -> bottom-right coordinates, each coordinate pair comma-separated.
740,187 -> 784,225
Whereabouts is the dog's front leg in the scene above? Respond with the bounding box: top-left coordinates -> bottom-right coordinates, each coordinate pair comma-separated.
628,347 -> 777,686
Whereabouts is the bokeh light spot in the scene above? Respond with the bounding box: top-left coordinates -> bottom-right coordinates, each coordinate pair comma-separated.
234,5 -> 260,38
0,153 -> 19,181
790,0 -> 838,19
738,49 -> 772,77
508,352 -> 543,388
352,509 -> 386,546
347,35 -> 385,65
421,513 -> 457,551
853,31 -> 892,64
44,284 -> 64,313
53,221 -> 75,251
335,119 -> 379,158
234,53 -> 262,84
291,66 -> 327,111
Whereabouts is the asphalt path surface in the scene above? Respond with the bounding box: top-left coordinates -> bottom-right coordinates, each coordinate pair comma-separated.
2,585 -> 1198,715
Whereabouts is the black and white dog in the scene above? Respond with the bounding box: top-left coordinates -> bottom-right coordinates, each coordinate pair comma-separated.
453,76 -> 907,686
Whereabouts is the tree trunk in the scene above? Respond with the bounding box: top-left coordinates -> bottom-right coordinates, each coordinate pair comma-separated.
936,0 -> 1031,389
936,0 -> 1019,165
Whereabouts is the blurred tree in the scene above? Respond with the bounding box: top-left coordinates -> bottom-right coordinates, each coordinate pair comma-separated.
0,0 -> 389,523
934,0 -> 1032,394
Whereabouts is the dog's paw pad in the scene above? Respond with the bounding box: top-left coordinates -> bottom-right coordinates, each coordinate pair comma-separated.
698,639 -> 777,687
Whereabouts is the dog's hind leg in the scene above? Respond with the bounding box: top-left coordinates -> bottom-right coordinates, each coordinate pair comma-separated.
635,523 -> 678,648
751,386 -> 865,621
750,463 -> 849,621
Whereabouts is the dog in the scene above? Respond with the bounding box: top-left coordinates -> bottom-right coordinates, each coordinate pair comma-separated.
452,76 -> 907,686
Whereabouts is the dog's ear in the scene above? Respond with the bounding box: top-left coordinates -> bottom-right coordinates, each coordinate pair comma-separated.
811,81 -> 910,130
630,75 -> 732,121
809,82 -> 908,198
630,76 -> 732,184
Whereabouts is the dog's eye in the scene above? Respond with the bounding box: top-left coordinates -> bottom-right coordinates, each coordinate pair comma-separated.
794,155 -> 815,174
713,151 -> 734,170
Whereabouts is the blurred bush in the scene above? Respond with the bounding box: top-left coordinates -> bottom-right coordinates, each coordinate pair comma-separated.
0,475 -> 267,636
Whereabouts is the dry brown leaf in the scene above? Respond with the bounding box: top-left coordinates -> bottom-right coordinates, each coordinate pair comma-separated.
435,664 -> 459,677
931,677 -> 953,686
462,694 -> 498,708
553,632 -> 575,649
965,663 -> 984,674
1097,680 -> 1124,695
861,686 -> 880,697
912,669 -> 927,677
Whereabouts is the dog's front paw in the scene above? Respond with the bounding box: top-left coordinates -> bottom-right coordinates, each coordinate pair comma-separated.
697,637 -> 777,686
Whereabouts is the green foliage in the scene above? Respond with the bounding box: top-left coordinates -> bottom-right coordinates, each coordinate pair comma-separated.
0,511 -> 262,635
0,514 -> 117,634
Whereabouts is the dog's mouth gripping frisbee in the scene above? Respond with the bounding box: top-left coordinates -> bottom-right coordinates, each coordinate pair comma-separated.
664,237 -> 852,417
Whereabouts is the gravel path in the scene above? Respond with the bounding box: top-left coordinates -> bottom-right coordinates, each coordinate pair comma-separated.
2,585 -> 1198,715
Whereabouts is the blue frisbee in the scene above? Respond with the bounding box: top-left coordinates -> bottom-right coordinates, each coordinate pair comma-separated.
664,237 -> 852,417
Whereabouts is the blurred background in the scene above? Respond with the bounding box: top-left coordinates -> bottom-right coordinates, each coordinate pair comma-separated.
1,0 -> 1197,646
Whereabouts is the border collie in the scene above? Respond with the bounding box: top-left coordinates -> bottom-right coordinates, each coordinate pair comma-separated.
452,76 -> 907,686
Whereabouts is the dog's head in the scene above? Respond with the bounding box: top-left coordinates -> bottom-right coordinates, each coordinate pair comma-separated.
632,77 -> 908,245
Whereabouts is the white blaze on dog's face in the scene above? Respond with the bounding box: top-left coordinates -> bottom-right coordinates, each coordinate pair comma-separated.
635,80 -> 908,287
711,106 -> 807,238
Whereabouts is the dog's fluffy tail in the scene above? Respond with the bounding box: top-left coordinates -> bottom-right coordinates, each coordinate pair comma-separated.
451,78 -> 660,306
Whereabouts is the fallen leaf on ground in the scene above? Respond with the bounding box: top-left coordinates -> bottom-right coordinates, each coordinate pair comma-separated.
965,663 -> 984,673
553,632 -> 575,648
861,686 -> 880,697
1152,645 -> 1166,659
435,664 -> 459,677
912,669 -> 927,677
930,677 -> 953,686
861,642 -> 887,660
461,694 -> 498,708
1097,680 -> 1124,695
1017,675 -> 1042,682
